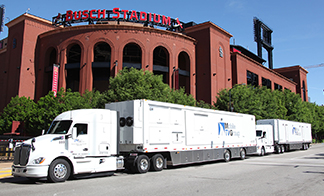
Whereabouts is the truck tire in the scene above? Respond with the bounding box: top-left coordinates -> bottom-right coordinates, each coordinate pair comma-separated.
150,154 -> 164,171
276,145 -> 281,154
260,147 -> 265,156
135,155 -> 150,173
48,159 -> 71,183
224,150 -> 231,162
239,148 -> 246,160
280,145 -> 285,153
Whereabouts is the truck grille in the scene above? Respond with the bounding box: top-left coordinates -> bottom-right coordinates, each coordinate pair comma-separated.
13,144 -> 31,166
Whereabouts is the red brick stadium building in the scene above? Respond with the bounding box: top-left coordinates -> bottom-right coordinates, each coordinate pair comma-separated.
0,9 -> 308,112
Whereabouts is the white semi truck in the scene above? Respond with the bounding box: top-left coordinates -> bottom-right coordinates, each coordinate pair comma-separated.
255,119 -> 312,155
12,99 -> 257,182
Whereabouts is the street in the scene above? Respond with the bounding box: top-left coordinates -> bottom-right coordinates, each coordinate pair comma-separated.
1,144 -> 324,196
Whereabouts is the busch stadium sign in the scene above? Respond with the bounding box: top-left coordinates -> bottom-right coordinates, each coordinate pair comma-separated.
52,8 -> 184,31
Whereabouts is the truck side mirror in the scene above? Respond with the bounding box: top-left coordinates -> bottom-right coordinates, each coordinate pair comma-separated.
72,127 -> 77,139
42,129 -> 45,135
262,132 -> 266,138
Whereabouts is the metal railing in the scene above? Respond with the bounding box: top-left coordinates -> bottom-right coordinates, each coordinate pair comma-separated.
0,136 -> 31,161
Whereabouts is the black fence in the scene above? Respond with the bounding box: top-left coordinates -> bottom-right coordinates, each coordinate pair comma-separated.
0,136 -> 31,160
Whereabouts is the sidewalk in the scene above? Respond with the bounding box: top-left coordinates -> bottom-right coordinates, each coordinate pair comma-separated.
0,158 -> 13,178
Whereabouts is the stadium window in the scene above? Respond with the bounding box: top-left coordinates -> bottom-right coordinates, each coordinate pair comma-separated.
247,70 -> 259,87
262,77 -> 271,89
13,38 -> 17,49
302,81 -> 306,101
274,83 -> 283,91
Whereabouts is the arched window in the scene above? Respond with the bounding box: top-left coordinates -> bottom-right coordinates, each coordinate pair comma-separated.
153,46 -> 169,84
123,43 -> 142,69
178,51 -> 190,94
66,44 -> 81,92
92,42 -> 111,92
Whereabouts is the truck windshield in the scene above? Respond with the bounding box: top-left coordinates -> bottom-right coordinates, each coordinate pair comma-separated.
47,120 -> 72,134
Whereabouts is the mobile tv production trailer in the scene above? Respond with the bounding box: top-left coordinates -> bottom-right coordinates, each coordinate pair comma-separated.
255,119 -> 312,155
12,99 -> 257,182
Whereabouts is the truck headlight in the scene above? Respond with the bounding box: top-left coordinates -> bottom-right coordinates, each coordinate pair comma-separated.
32,157 -> 45,164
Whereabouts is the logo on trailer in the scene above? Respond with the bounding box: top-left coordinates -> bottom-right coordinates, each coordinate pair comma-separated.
218,122 -> 240,137
218,122 -> 231,136
292,127 -> 300,135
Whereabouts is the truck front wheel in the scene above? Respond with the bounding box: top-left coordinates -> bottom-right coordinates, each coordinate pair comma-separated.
260,147 -> 265,156
135,155 -> 150,173
276,145 -> 281,154
48,159 -> 71,183
280,145 -> 285,153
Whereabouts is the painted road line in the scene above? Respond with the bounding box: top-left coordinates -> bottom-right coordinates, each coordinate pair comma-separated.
0,170 -> 12,178
0,170 -> 11,173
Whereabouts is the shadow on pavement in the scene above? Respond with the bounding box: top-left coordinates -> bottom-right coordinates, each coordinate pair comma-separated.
303,171 -> 324,175
303,153 -> 324,160
0,177 -> 45,185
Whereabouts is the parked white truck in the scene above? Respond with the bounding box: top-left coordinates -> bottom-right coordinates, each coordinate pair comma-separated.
12,99 -> 257,182
255,119 -> 312,155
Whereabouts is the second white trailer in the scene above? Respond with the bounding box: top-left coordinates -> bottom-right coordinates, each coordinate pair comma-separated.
106,99 -> 257,173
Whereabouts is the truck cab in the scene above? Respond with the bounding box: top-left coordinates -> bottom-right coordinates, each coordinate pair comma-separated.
255,124 -> 274,155
12,109 -> 123,182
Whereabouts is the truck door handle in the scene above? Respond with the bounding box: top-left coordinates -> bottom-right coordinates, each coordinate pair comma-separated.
83,148 -> 88,151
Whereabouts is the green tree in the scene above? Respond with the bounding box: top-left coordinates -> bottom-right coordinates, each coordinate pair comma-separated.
282,89 -> 309,122
196,100 -> 218,109
0,88 -> 104,136
0,96 -> 36,135
28,88 -> 104,135
102,68 -> 196,106
216,85 -> 265,119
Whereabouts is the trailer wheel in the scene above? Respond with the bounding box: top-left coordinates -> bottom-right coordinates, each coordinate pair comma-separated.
135,155 -> 150,173
48,159 -> 70,183
260,147 -> 265,156
224,150 -> 231,162
150,154 -> 164,171
239,148 -> 246,160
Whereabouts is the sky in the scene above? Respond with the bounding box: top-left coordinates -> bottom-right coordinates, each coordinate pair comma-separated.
1,0 -> 323,105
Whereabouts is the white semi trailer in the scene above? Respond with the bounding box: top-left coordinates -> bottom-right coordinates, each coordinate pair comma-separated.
256,119 -> 312,155
12,99 -> 257,182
